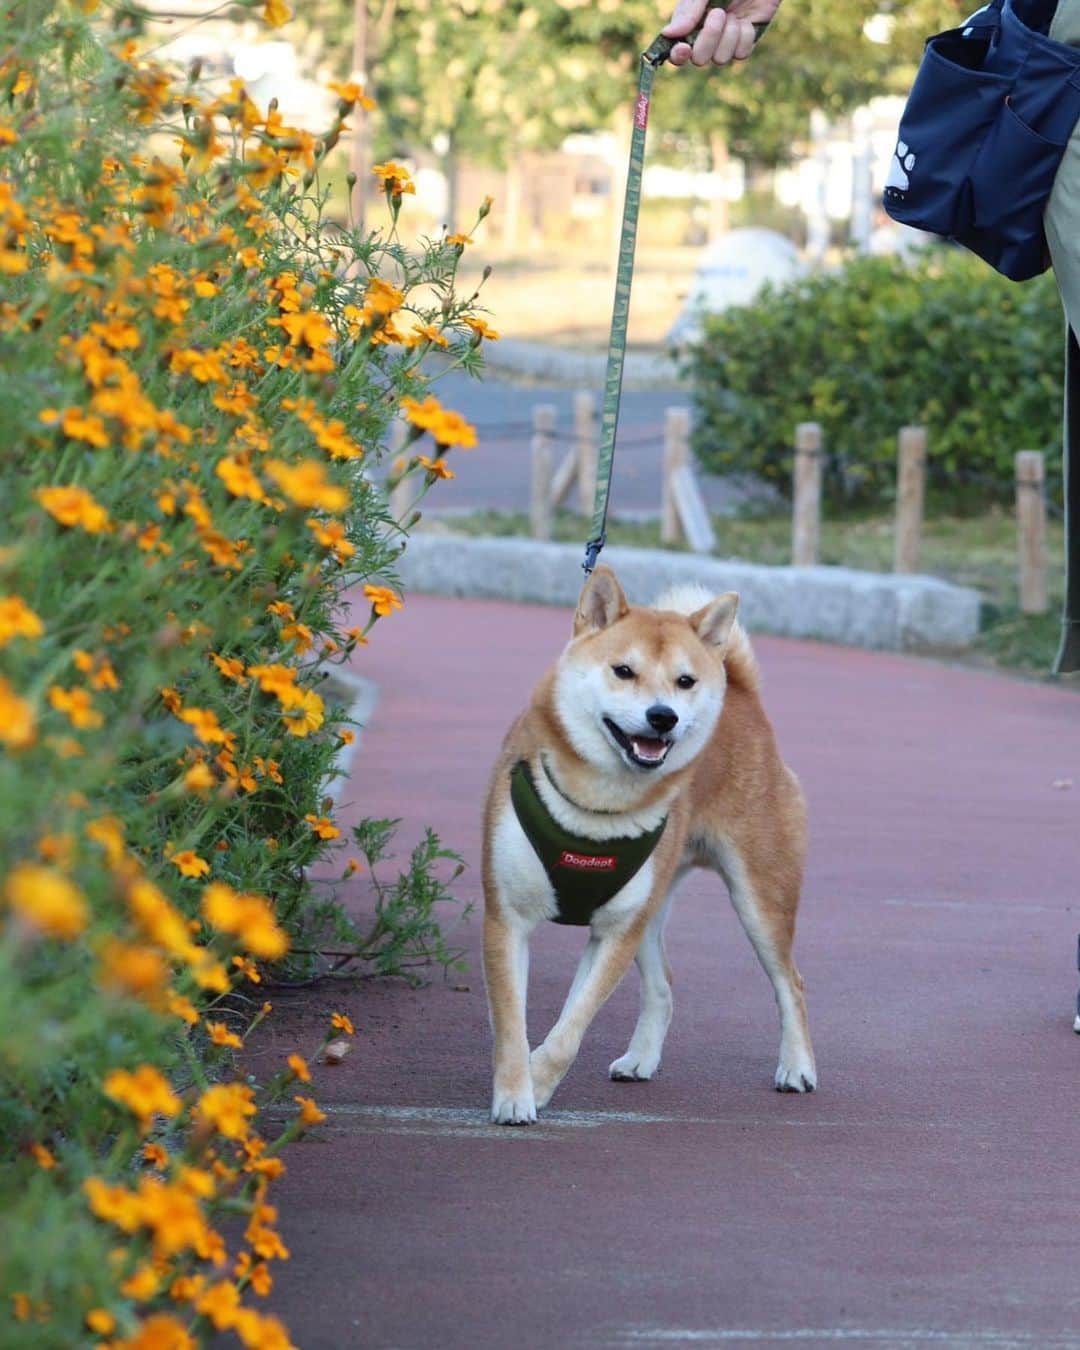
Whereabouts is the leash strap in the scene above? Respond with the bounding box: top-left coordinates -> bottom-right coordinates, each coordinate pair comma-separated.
583,11 -> 769,576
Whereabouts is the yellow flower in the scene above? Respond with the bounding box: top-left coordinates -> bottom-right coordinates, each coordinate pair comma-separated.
463,315 -> 500,342
363,583 -> 402,617
328,79 -> 375,110
116,1312 -> 195,1347
12,1293 -> 31,1322
211,653 -> 248,685
305,517 -> 355,560
48,684 -> 104,730
143,1142 -> 169,1169
294,1095 -> 326,1126
330,1011 -> 354,1035
264,459 -> 349,514
263,0 -> 292,27
170,849 -> 210,879
286,1053 -> 311,1082
0,676 -> 36,749
202,882 -> 289,959
184,761 -> 216,794
195,1082 -> 257,1140
196,1281 -> 243,1331
417,455 -> 454,480
399,394 -> 477,449
36,484 -> 110,532
86,1309 -> 116,1335
30,1142 -> 57,1170
206,1020 -> 243,1049
121,1262 -> 161,1301
4,862 -> 88,939
0,595 -> 43,646
103,1065 -> 182,1131
372,160 -> 415,198
445,233 -> 472,247
304,813 -> 339,840
98,938 -> 171,1006
167,991 -> 200,1025
216,456 -> 264,500
178,706 -> 228,745
281,687 -> 324,738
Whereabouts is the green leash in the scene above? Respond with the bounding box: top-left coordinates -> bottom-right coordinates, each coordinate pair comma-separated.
584,8 -> 769,576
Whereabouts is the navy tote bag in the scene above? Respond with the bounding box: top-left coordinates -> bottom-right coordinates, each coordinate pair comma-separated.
883,0 -> 1080,281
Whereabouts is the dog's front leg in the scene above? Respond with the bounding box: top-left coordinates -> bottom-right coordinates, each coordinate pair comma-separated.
530,918 -> 644,1109
483,906 -> 537,1124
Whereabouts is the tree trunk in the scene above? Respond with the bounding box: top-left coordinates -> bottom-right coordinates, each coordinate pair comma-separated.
708,130 -> 730,240
442,130 -> 459,235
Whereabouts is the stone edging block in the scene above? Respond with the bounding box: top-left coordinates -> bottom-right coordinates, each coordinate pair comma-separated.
394,536 -> 982,652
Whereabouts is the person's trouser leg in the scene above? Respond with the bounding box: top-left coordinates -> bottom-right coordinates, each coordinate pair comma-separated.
1046,0 -> 1080,672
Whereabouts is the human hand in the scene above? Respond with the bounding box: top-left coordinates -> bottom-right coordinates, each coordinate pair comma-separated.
662,0 -> 782,67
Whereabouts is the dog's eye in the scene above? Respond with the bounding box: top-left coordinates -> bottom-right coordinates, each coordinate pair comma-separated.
676,674 -> 697,690
611,664 -> 636,681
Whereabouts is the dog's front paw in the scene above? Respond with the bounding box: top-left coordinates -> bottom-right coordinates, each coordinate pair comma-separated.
609,1050 -> 660,1082
774,1056 -> 817,1094
491,1084 -> 537,1126
529,1045 -> 565,1109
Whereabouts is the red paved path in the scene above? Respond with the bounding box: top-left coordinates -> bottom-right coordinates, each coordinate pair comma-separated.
254,596 -> 1080,1350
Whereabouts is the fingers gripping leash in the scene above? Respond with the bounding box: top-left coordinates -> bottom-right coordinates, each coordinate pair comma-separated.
583,6 -> 770,577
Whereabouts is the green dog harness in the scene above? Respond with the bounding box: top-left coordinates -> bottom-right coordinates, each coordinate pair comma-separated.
509,760 -> 666,926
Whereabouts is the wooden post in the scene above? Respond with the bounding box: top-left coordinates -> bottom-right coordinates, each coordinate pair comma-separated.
662,407 -> 691,545
387,418 -> 410,522
530,404 -> 556,541
1015,450 -> 1048,614
792,422 -> 823,567
893,426 -> 927,575
574,390 -> 597,516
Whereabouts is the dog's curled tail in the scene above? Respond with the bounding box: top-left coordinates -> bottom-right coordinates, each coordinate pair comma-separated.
654,583 -> 760,691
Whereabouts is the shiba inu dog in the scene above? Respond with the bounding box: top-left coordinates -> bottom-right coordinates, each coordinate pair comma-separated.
481,565 -> 816,1124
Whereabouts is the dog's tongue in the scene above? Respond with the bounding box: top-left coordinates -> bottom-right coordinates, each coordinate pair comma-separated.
631,735 -> 668,763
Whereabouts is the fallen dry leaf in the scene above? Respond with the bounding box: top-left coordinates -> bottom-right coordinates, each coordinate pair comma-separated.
323,1038 -> 351,1065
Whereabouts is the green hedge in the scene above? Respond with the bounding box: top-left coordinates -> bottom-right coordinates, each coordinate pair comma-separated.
684,251 -> 1066,508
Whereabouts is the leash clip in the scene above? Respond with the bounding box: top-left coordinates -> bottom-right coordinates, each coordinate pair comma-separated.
582,534 -> 606,576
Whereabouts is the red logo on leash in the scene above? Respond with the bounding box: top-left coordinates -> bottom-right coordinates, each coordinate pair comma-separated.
634,94 -> 650,130
559,850 -> 617,872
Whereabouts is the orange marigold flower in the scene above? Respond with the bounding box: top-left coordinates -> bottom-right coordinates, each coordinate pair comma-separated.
0,676 -> 36,749
194,1082 -> 257,1139
206,1020 -> 243,1049
48,684 -> 104,730
264,459 -> 348,514
160,686 -> 183,713
178,706 -> 228,745
184,761 -> 216,794
196,1281 -> 242,1331
0,595 -> 43,646
286,1053 -> 311,1083
202,882 -> 289,959
121,1262 -> 161,1301
4,862 -> 88,939
143,1142 -> 169,1169
294,1095 -> 326,1126
103,1065 -> 182,1131
86,1309 -> 115,1335
167,992 -> 200,1025
170,849 -> 210,879
98,938 -> 171,1005
330,1012 -> 355,1035
363,584 -> 402,617
463,315 -> 500,342
216,456 -> 264,500
36,484 -> 110,532
30,1142 -> 57,1170
263,0 -> 292,27
304,813 -> 339,840
417,455 -> 454,480
372,160 -> 415,198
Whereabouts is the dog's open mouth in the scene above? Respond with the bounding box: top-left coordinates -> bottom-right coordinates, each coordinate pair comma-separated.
603,717 -> 672,770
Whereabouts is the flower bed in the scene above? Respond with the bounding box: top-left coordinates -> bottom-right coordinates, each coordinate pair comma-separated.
0,4 -> 491,1344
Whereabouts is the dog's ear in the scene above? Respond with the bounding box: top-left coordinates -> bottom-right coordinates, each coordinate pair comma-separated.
689,591 -> 739,648
574,565 -> 628,635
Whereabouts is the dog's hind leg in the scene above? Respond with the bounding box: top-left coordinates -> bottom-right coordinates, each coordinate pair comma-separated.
719,841 -> 817,1093
609,887 -> 677,1082
484,907 -> 538,1124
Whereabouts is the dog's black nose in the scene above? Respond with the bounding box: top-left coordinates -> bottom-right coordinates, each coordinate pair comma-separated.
646,704 -> 678,734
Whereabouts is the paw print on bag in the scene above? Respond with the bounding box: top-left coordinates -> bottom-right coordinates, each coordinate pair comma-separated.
885,139 -> 916,193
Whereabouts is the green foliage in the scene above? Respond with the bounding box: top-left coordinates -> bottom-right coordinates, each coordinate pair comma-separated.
0,3 -> 481,1342
684,250 -> 1065,507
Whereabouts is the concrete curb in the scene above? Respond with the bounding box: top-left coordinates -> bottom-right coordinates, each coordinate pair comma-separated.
394,536 -> 982,652
482,338 -> 684,389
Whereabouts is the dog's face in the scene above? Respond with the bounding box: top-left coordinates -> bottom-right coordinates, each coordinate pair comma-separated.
553,566 -> 738,780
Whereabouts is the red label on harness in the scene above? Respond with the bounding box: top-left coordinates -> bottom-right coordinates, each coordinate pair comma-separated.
634,93 -> 649,130
558,850 -> 617,871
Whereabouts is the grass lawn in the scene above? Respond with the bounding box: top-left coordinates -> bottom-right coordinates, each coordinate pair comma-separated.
429,506 -> 1073,682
